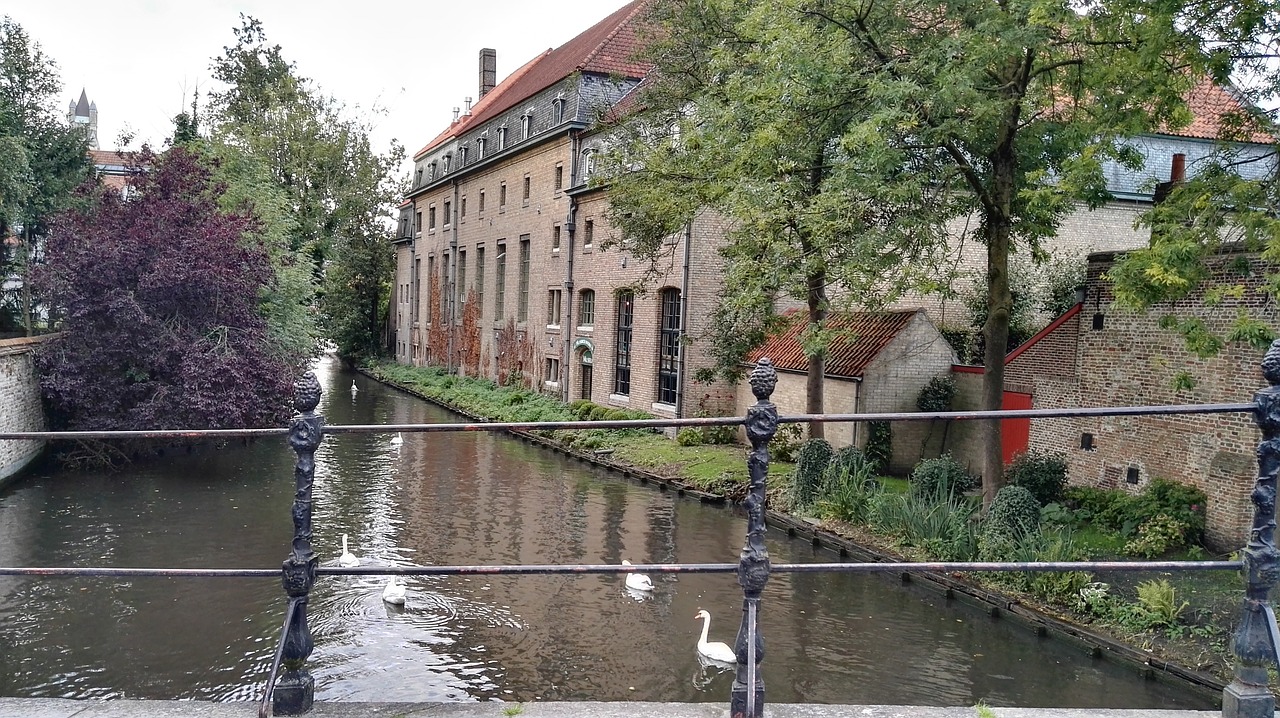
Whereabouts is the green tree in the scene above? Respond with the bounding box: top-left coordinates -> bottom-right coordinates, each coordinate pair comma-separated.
1107,2 -> 1280,351
609,0 -> 1197,505
205,16 -> 402,361
0,16 -> 91,334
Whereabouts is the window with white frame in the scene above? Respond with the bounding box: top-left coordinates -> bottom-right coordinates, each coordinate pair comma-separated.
547,289 -> 562,328
477,137 -> 487,158
521,112 -> 532,140
497,126 -> 507,150
552,97 -> 565,125
544,356 -> 560,386
578,289 -> 595,328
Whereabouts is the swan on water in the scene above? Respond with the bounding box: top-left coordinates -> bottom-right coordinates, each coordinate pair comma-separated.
382,575 -> 407,605
338,534 -> 359,567
350,381 -> 359,394
390,432 -> 404,446
621,559 -> 653,591
694,609 -> 737,664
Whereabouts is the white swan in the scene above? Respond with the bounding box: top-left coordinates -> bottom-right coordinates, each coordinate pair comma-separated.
390,432 -> 404,446
350,381 -> 359,394
621,559 -> 653,591
694,609 -> 737,663
382,575 -> 406,605
338,534 -> 359,567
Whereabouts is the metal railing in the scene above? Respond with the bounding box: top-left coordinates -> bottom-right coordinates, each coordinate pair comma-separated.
3,346 -> 1280,718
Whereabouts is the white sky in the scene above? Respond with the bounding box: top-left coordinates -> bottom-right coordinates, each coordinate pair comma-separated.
7,0 -> 634,177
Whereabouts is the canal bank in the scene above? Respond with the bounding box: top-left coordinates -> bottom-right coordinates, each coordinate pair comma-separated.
0,700 -> 1226,718
361,364 -> 1233,705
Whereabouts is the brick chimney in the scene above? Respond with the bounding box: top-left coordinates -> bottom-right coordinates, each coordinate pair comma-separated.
479,49 -> 497,99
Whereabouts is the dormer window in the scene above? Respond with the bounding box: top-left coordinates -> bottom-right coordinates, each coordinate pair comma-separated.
583,149 -> 597,178
521,112 -> 533,140
497,126 -> 507,150
430,162 -> 438,181
552,97 -> 565,125
477,137 -> 487,158
415,167 -> 423,186
460,147 -> 469,165
443,153 -> 452,173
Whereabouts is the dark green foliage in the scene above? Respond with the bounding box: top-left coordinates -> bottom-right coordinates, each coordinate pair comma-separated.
827,445 -> 875,488
770,423 -> 804,463
816,450 -> 882,524
676,428 -> 706,446
909,454 -> 976,501
986,485 -> 1042,538
915,376 -> 957,412
792,438 -> 834,509
1064,478 -> 1207,546
1005,450 -> 1069,506
870,492 -> 978,561
863,421 -> 892,473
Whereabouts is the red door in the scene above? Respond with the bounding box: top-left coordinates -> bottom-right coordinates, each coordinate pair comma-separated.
1001,391 -> 1032,465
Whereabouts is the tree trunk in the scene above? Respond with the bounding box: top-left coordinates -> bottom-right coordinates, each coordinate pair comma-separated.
21,225 -> 33,337
805,266 -> 827,440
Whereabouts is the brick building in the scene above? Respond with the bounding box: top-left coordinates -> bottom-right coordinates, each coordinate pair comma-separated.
952,249 -> 1276,548
393,1 -> 737,417
742,309 -> 956,472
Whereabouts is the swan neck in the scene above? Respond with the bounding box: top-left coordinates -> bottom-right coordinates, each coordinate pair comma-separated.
698,615 -> 711,646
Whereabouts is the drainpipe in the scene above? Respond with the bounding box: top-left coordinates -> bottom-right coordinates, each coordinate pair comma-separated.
676,221 -> 692,418
560,129 -> 580,402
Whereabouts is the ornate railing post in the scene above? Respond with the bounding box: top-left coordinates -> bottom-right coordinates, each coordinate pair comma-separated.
275,372 -> 323,715
1224,340 -> 1280,718
732,358 -> 777,718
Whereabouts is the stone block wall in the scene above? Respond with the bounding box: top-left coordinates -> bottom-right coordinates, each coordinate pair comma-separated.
0,337 -> 47,485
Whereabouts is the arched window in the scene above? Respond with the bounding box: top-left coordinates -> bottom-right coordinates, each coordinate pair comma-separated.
657,289 -> 681,405
614,290 -> 634,396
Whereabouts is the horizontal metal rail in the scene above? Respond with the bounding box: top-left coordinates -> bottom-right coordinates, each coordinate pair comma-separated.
0,401 -> 1254,440
0,559 -> 1243,578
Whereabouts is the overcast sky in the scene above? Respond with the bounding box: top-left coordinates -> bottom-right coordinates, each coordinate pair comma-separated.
9,0 -> 635,176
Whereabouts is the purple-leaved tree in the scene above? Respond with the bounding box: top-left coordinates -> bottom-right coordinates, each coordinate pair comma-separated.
34,146 -> 296,443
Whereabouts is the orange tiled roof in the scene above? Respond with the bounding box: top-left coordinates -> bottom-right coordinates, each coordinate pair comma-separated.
745,308 -> 921,379
1160,78 -> 1275,143
412,0 -> 652,160
89,149 -> 130,168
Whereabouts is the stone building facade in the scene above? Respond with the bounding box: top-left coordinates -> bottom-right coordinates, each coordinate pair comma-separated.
393,1 -> 737,416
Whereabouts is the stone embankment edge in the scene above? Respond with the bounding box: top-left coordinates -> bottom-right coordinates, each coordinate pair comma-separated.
362,368 -> 1226,706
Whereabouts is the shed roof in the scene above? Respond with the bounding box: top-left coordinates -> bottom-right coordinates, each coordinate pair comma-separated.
746,308 -> 922,379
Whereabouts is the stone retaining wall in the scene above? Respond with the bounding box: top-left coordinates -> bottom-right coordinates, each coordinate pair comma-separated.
0,336 -> 48,485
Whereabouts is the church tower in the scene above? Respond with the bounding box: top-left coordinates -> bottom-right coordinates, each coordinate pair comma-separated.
66,88 -> 98,149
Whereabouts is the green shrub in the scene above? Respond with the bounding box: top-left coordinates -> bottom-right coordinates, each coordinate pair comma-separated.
1136,478 -> 1207,545
870,492 -> 978,561
909,454 -> 976,501
676,428 -> 706,447
568,400 -> 593,419
1124,513 -> 1189,558
1006,450 -> 1068,506
915,376 -> 957,412
817,457 -> 881,525
1136,579 -> 1189,628
792,439 -> 834,510
986,485 -> 1042,538
983,529 -> 1090,603
771,423 -> 804,462
827,446 -> 875,490
864,421 -> 892,473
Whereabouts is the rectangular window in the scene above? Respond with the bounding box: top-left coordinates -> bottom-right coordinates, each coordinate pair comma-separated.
461,196 -> 467,218
498,126 -> 507,150
522,175 -> 531,203
415,212 -> 422,235
554,164 -> 563,191
500,183 -> 507,208
479,190 -> 486,214
584,219 -> 594,247
426,256 -> 435,324
544,356 -> 560,386
614,290 -> 633,396
475,247 -> 486,317
478,137 -> 487,158
578,289 -> 595,328
552,99 -> 564,125
456,250 -> 467,318
443,201 -> 452,226
460,147 -> 469,165
552,225 -> 561,251
428,206 -> 436,230
440,252 -> 449,319
547,289 -> 562,328
412,258 -> 421,325
658,288 -> 682,404
494,245 -> 506,320
517,236 -> 530,321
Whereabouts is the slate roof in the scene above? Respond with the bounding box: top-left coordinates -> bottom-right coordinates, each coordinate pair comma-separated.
745,308 -> 922,379
413,0 -> 651,160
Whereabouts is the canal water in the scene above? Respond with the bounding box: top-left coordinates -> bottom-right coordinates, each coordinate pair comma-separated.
0,356 -> 1215,708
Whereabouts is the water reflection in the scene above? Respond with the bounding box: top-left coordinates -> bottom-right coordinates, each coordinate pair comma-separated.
0,355 -> 1217,709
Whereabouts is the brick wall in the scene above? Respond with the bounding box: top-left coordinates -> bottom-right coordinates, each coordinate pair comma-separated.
948,251 -> 1275,548
0,337 -> 48,485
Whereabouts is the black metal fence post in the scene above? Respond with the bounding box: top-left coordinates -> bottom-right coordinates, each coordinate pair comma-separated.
274,372 -> 324,715
732,358 -> 777,718
1224,340 -> 1280,718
